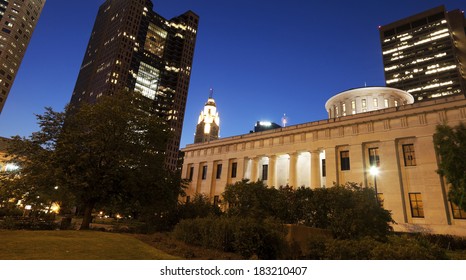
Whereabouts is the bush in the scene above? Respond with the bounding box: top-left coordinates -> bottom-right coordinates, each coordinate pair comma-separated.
0,217 -> 59,230
0,207 -> 23,218
371,235 -> 448,260
173,216 -> 287,259
321,235 -> 448,260
416,233 -> 466,251
221,181 -> 393,240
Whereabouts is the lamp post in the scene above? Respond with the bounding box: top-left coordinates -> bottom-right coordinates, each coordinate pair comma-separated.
369,166 -> 379,205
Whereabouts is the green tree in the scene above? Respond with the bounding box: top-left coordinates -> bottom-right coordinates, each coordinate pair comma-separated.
434,123 -> 466,211
1,92 -> 180,229
322,183 -> 393,240
222,179 -> 279,219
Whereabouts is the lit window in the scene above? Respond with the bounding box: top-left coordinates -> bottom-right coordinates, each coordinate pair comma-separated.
144,23 -> 167,58
384,98 -> 389,108
134,62 -> 160,100
351,100 -> 356,114
373,98 -> 378,108
409,193 -> 424,218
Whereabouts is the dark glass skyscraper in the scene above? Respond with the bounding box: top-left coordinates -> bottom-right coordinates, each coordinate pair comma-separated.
0,0 -> 45,114
70,0 -> 198,170
380,6 -> 466,101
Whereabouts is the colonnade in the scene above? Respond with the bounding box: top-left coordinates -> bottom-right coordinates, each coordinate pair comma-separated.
185,150 -> 326,199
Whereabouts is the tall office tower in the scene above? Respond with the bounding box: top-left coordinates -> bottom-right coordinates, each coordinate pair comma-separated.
0,0 -> 45,114
70,0 -> 198,171
380,6 -> 466,101
194,89 -> 220,144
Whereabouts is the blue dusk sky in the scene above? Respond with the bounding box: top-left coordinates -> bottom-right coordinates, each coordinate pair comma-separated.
0,0 -> 464,149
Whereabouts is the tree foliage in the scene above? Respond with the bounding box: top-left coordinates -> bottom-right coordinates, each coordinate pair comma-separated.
222,180 -> 393,240
433,123 -> 466,210
1,92 -> 182,229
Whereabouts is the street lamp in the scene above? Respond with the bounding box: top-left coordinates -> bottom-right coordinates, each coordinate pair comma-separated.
369,166 -> 379,205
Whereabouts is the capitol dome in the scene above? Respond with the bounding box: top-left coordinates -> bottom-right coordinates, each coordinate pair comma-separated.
325,87 -> 414,118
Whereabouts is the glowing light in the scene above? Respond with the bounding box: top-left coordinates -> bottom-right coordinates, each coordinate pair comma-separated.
50,203 -> 60,214
258,121 -> 272,126
369,166 -> 379,176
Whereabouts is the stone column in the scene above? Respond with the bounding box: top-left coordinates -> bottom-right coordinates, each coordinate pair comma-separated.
268,155 -> 276,187
237,157 -> 245,181
288,153 -> 298,187
311,150 -> 321,188
250,157 -> 259,181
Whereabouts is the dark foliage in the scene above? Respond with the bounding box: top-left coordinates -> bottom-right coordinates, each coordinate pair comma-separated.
433,123 -> 466,210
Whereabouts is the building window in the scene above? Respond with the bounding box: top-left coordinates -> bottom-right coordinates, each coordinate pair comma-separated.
216,164 -> 222,179
134,62 -> 160,100
201,165 -> 207,180
373,98 -> 378,108
342,103 -> 346,116
231,162 -> 237,178
384,98 -> 389,108
409,193 -> 424,218
261,164 -> 268,181
402,144 -> 416,166
394,100 -> 399,107
451,203 -> 466,219
368,147 -> 380,167
351,100 -> 356,114
188,166 -> 194,181
321,159 -> 326,177
340,151 -> 350,171
362,99 -> 367,109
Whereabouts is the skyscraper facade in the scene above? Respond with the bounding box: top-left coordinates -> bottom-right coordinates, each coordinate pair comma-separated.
70,0 -> 198,170
0,0 -> 45,114
380,6 -> 466,102
194,89 -> 220,144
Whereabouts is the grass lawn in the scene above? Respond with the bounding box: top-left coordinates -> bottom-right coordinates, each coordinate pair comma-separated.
0,230 -> 180,260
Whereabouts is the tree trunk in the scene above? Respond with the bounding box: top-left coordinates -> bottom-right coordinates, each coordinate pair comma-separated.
80,200 -> 95,230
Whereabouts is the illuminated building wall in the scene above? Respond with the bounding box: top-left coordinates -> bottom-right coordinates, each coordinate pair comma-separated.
0,0 -> 45,114
194,91 -> 220,144
182,92 -> 466,236
70,0 -> 198,170
380,6 -> 466,102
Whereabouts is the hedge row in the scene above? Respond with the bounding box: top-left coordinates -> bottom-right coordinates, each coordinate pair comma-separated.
300,235 -> 448,260
173,216 -> 287,259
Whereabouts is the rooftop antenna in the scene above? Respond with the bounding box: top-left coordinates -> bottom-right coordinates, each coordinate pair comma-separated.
209,87 -> 214,99
281,113 -> 288,127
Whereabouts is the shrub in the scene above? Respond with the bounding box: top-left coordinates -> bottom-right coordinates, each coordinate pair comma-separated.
0,207 -> 23,218
322,235 -> 448,260
0,217 -> 59,230
370,235 -> 448,260
173,216 -> 287,259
